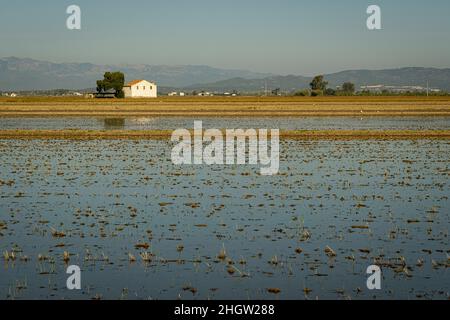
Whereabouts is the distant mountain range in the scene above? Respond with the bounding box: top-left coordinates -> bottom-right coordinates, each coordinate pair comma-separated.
1,57 -> 449,92
0,57 -> 271,91
185,68 -> 450,92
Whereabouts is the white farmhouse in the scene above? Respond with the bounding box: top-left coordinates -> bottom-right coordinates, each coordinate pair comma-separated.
123,80 -> 157,98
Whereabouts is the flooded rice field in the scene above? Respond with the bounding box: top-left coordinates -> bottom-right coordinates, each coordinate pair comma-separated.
1,116 -> 450,130
0,137 -> 448,300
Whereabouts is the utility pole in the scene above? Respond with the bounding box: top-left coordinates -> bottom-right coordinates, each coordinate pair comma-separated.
426,80 -> 429,97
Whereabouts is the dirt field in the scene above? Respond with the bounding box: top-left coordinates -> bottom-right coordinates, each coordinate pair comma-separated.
1,96 -> 450,116
1,129 -> 449,140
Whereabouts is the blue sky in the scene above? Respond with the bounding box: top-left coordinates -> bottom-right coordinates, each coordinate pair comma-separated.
0,0 -> 449,75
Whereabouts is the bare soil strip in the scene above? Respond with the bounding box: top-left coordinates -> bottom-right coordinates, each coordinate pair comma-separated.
1,129 -> 449,140
1,96 -> 450,117
2,111 -> 450,117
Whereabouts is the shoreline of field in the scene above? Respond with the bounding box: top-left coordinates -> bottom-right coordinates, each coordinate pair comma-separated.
1,129 -> 450,140
1,96 -> 450,117
2,111 -> 450,117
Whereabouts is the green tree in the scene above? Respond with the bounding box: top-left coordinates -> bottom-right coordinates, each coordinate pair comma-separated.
310,90 -> 323,97
341,82 -> 355,95
293,89 -> 310,96
310,75 -> 328,91
96,72 -> 125,98
325,88 -> 336,96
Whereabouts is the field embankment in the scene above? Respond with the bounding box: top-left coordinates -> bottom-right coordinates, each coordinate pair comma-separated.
1,96 -> 450,117
1,129 -> 449,140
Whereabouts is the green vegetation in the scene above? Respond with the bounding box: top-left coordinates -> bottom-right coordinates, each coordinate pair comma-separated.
324,88 -> 336,96
341,82 -> 356,95
96,72 -> 125,98
308,77 -> 356,97
309,75 -> 328,96
293,89 -> 310,96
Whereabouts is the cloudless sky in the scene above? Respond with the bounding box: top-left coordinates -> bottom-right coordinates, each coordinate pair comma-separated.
0,0 -> 449,75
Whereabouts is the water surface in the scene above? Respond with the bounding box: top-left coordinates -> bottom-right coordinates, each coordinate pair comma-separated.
1,116 -> 449,130
0,138 -> 448,300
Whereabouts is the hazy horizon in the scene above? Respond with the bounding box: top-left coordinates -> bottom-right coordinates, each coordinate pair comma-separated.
4,55 -> 450,78
1,0 -> 450,76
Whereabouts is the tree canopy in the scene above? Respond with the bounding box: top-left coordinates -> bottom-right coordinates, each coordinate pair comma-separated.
310,75 -> 328,91
96,72 -> 125,98
341,82 -> 356,94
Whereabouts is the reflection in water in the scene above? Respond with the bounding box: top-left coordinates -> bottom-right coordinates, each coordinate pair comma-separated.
131,117 -> 156,125
1,116 -> 449,131
0,139 -> 448,299
103,118 -> 125,130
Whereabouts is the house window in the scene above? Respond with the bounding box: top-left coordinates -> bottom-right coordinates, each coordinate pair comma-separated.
150,86 -> 153,90
137,86 -> 139,90
143,86 -> 145,90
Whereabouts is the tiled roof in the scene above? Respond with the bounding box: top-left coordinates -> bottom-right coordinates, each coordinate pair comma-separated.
124,80 -> 145,87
